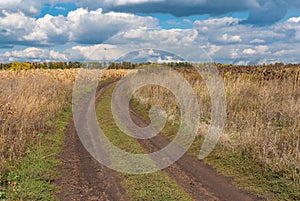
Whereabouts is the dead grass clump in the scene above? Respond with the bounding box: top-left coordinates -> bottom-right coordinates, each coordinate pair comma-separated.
0,70 -> 74,176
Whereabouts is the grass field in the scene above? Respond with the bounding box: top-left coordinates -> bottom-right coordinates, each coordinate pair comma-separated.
0,64 -> 299,200
0,69 -> 75,200
132,65 -> 300,200
0,68 -> 131,200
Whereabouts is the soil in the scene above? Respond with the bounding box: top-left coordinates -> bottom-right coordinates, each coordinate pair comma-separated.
55,81 -> 261,201
54,82 -> 128,201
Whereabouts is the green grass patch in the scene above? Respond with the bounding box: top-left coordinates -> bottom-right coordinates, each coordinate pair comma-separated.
1,107 -> 72,201
96,84 -> 193,201
205,150 -> 300,201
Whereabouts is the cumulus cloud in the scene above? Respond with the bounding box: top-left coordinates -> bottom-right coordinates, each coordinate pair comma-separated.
120,28 -> 199,46
243,48 -> 256,55
193,16 -> 300,64
65,44 -> 126,61
0,10 -> 36,46
0,0 -> 73,16
0,47 -> 68,62
2,0 -> 299,25
63,16 -> 300,64
98,0 -> 300,25
61,16 -> 300,63
65,29 -> 201,61
1,9 -> 300,64
67,8 -> 157,44
0,8 -> 158,47
193,16 -> 299,46
0,0 -> 40,15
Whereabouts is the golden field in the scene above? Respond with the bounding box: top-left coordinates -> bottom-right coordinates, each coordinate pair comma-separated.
0,65 -> 299,200
133,65 -> 300,185
0,69 -> 131,176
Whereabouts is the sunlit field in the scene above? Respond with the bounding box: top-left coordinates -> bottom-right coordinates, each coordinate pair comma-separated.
0,64 -> 299,200
0,68 -> 132,200
133,65 -> 300,199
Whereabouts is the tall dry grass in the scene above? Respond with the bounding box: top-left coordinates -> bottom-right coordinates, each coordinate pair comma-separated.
0,70 -> 76,176
221,71 -> 300,183
0,68 -> 132,177
133,67 -> 300,183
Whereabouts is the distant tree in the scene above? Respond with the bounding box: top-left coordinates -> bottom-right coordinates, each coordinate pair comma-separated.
9,62 -> 31,70
274,62 -> 284,68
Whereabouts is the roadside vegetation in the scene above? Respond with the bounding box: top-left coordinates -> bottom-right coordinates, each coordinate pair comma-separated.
0,69 -> 75,200
132,64 -> 300,200
0,68 -> 131,200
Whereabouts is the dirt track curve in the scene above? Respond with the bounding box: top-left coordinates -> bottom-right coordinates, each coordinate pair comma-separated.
55,81 -> 260,201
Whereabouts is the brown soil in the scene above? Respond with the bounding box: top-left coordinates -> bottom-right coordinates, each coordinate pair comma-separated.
55,81 -> 261,201
54,82 -> 128,201
54,121 -> 128,201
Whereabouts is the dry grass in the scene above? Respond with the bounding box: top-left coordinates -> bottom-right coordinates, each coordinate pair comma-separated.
0,68 -> 133,177
0,70 -> 75,176
133,66 -> 300,184
221,70 -> 300,183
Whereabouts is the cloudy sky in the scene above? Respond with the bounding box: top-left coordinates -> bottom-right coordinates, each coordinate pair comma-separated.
0,0 -> 300,64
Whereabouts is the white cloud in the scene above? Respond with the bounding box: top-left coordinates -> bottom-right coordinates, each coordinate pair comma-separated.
221,34 -> 242,43
97,0 -> 300,25
0,0 -> 74,15
256,45 -> 269,54
157,56 -> 183,63
250,39 -> 265,44
0,8 -> 158,46
194,17 -> 240,28
207,45 -> 222,57
139,49 -> 160,57
55,6 -> 66,10
243,48 -> 256,55
65,44 -> 126,61
0,47 -> 68,62
0,10 -> 36,46
230,48 -> 239,58
287,17 -> 300,23
25,14 -> 69,44
0,9 -> 300,64
0,0 -> 299,26
63,29 -> 202,61
121,28 -> 198,46
67,8 -> 158,44
103,0 -> 163,6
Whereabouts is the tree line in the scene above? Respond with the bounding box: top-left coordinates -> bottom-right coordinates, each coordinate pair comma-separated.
0,61 -> 299,70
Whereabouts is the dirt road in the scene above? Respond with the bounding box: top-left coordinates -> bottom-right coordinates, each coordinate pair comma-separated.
55,82 -> 128,201
55,81 -> 260,201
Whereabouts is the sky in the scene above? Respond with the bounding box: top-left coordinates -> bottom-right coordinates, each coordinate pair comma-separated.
0,0 -> 300,64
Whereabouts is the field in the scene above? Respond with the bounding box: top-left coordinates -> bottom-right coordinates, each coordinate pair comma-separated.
0,68 -> 131,200
0,64 -> 299,200
133,64 -> 300,199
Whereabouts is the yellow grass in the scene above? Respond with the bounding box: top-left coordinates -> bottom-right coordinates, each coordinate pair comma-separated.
133,67 -> 300,183
0,68 -> 132,176
0,70 -> 75,175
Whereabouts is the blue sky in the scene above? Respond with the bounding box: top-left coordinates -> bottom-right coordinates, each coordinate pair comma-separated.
0,0 -> 300,64
36,3 -> 78,18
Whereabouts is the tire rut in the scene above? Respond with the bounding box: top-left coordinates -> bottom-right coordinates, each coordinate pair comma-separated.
55,81 -> 128,201
129,109 -> 261,201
